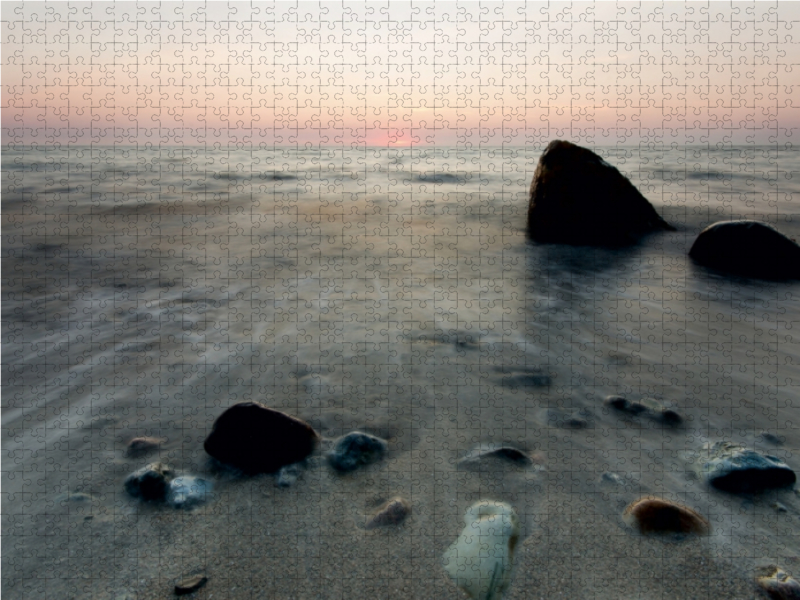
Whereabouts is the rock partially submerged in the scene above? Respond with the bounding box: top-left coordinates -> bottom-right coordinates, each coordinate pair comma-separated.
756,566 -> 800,600
204,402 -> 320,474
604,395 -> 682,426
547,408 -> 593,429
457,444 -> 533,470
527,140 -> 674,246
623,497 -> 709,535
442,500 -> 520,600
174,574 -> 208,596
328,431 -> 388,473
124,462 -> 174,501
689,220 -> 800,280
696,441 -> 796,493
366,497 -> 411,529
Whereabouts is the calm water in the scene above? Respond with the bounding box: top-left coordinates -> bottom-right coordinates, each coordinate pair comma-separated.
3,144 -> 800,597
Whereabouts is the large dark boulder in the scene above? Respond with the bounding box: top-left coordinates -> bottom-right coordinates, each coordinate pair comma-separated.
696,442 -> 796,494
204,402 -> 320,474
527,140 -> 674,245
689,220 -> 800,280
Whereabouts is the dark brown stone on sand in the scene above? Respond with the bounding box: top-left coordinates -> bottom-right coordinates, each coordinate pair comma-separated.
527,140 -> 674,246
623,497 -> 709,535
366,497 -> 411,529
689,220 -> 800,280
175,574 -> 208,596
204,402 -> 320,474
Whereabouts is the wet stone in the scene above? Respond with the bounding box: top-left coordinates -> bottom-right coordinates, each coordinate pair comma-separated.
125,436 -> 164,458
547,408 -> 593,429
756,566 -> 800,600
275,464 -> 301,488
689,220 -> 800,280
698,441 -> 796,493
600,472 -> 625,486
604,395 -> 682,426
124,463 -> 174,502
366,497 -> 411,529
527,139 -> 674,246
328,431 -> 388,473
174,574 -> 208,596
442,500 -> 520,600
166,476 -> 212,509
622,497 -> 709,535
457,444 -> 533,470
56,491 -> 94,504
204,402 -> 320,474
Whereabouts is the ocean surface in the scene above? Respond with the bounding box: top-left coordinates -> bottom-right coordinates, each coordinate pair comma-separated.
3,144 -> 800,598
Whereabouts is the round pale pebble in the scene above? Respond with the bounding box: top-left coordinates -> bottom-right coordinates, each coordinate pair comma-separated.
442,500 -> 520,600
328,431 -> 388,473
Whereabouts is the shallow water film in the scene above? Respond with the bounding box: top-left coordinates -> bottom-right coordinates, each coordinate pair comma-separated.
3,143 -> 800,599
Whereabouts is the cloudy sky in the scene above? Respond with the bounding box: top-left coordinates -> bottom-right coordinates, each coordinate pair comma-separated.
3,1 -> 799,146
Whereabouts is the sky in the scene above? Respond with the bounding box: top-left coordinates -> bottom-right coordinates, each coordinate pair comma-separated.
3,1 -> 799,147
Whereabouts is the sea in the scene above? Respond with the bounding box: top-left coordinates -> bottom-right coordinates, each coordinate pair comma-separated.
3,143 -> 800,598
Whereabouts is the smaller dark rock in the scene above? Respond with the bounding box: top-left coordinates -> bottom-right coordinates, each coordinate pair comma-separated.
126,437 -> 164,458
757,566 -> 800,600
204,402 -> 320,474
124,463 -> 174,501
689,220 -> 800,280
603,395 -> 682,426
697,442 -> 797,493
366,497 -> 411,529
604,395 -> 635,412
174,574 -> 208,596
328,431 -> 388,473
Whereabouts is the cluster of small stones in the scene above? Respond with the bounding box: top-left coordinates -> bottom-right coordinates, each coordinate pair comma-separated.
124,463 -> 212,510
122,392 -> 798,598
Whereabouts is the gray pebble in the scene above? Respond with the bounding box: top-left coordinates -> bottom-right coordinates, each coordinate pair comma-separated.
166,476 -> 212,509
124,463 -> 174,501
458,443 -> 533,470
328,431 -> 388,473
